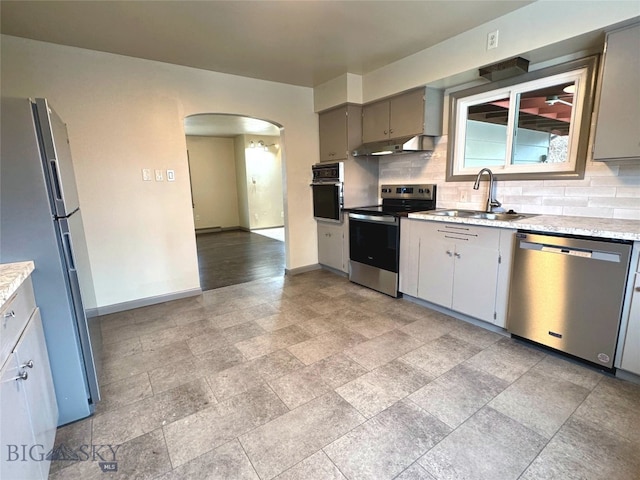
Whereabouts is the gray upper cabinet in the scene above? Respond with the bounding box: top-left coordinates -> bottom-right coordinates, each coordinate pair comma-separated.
593,23 -> 640,161
362,87 -> 442,144
319,104 -> 362,162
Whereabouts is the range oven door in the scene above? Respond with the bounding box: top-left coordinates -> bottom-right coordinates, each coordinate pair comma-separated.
348,213 -> 400,297
311,182 -> 343,222
348,213 -> 399,273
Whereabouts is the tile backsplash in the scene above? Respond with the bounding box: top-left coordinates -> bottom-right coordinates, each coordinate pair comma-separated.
379,136 -> 640,220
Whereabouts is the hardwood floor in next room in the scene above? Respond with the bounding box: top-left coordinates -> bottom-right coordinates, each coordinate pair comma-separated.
196,229 -> 285,291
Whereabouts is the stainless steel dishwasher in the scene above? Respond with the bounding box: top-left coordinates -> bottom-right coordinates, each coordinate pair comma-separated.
507,231 -> 632,369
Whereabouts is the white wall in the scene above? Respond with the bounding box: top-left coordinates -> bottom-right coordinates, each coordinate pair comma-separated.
234,136 -> 251,230
361,1 -> 640,102
1,35 -> 319,309
186,136 -> 240,230
243,135 -> 284,230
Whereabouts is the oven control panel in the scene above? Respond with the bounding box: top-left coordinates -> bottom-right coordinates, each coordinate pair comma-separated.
381,184 -> 436,200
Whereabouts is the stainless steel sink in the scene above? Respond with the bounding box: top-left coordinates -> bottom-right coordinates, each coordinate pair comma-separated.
428,210 -> 535,221
428,209 -> 479,218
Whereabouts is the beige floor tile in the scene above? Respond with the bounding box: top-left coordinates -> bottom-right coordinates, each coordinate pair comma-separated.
520,417 -> 640,480
463,337 -> 545,383
100,341 -> 193,385
418,406 -> 547,480
239,392 -> 364,479
185,328 -> 230,356
49,429 -> 171,480
344,330 -> 423,371
164,384 -> 288,468
275,451 -> 345,480
235,325 -> 311,360
156,439 -> 259,480
409,364 -> 509,429
268,368 -> 331,409
74,270 -> 640,479
336,360 -> 431,418
401,334 -> 482,378
48,416 -> 93,475
489,368 -> 590,438
95,372 -> 153,414
287,327 -> 367,365
447,321 -> 504,349
148,357 -> 205,395
307,352 -> 368,389
572,376 -> 640,447
222,321 -> 267,343
92,379 -> 216,445
530,354 -> 603,391
395,462 -> 438,480
400,315 -> 457,344
324,399 -> 450,480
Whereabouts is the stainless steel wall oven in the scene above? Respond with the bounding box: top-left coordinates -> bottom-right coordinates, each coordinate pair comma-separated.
311,162 -> 343,222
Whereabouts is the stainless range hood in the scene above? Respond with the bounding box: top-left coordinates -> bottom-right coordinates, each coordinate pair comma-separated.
352,135 -> 436,157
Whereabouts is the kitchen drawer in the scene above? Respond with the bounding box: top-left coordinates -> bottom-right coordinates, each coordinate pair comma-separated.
1,277 -> 36,365
422,221 -> 503,245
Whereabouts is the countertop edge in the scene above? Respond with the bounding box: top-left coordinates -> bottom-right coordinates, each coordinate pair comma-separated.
0,261 -> 35,308
407,213 -> 640,242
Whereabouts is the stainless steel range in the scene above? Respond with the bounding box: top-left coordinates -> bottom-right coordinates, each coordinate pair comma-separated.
347,184 -> 437,297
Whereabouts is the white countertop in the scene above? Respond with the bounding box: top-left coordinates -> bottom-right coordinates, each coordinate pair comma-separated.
408,212 -> 640,241
0,261 -> 35,308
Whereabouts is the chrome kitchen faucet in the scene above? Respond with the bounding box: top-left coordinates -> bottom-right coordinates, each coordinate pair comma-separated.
473,168 -> 504,213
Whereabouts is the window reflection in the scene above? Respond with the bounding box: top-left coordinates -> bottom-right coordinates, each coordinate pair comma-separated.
512,82 -> 574,165
464,96 -> 510,168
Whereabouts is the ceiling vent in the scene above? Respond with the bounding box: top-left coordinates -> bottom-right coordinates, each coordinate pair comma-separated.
479,57 -> 529,81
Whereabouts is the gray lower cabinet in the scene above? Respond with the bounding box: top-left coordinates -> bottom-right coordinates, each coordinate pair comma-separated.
400,219 -> 514,327
619,242 -> 640,375
0,277 -> 58,480
317,221 -> 348,273
593,23 -> 640,161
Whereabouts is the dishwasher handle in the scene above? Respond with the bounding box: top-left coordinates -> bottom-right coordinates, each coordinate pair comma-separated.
519,241 -> 622,263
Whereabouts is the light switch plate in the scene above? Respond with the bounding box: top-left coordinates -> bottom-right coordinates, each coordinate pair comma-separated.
142,168 -> 152,181
155,169 -> 164,181
167,169 -> 175,182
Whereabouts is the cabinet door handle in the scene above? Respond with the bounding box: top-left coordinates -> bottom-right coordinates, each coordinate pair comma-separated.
384,130 -> 388,135
3,310 -> 16,318
446,250 -> 453,256
14,371 -> 28,381
21,360 -> 34,369
390,129 -> 394,134
454,252 -> 461,258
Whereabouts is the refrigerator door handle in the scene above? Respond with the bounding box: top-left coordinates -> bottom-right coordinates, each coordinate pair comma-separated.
50,160 -> 63,202
62,232 -> 77,271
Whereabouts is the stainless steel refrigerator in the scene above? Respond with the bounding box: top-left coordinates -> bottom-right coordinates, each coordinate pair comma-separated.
1,97 -> 101,425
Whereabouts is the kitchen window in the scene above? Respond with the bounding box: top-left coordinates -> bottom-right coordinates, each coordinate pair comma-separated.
446,56 -> 598,181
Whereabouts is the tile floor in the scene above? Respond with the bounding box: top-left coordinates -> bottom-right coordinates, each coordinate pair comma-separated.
49,270 -> 640,479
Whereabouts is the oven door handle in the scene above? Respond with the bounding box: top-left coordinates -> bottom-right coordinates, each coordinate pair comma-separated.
349,213 -> 398,225
310,182 -> 342,187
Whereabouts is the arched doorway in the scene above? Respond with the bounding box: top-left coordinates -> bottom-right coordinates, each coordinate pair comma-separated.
184,114 -> 285,290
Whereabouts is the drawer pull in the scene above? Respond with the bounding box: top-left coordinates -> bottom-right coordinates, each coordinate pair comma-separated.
3,310 -> 16,318
14,371 -> 28,381
22,360 -> 34,369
